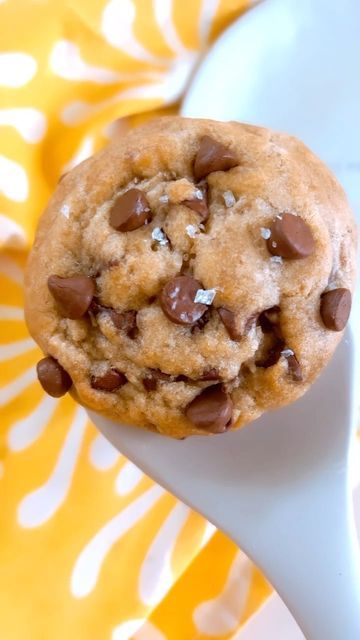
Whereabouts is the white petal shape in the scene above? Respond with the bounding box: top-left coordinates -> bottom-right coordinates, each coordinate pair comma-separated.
50,39 -> 162,85
134,621 -> 167,640
0,214 -> 27,248
0,52 -> 37,87
0,255 -> 24,284
193,551 -> 252,636
17,407 -> 87,528
89,433 -> 120,471
0,366 -> 36,407
61,83 -> 166,126
0,305 -> 23,321
112,619 -> 146,640
200,521 -> 217,549
0,108 -> 47,142
62,136 -> 94,172
102,0 -> 166,64
139,502 -> 189,606
115,460 -> 143,495
0,337 -> 35,361
71,484 -> 164,598
0,155 -> 29,202
199,0 -> 220,46
153,0 -> 189,56
8,394 -> 57,452
50,40 -> 123,84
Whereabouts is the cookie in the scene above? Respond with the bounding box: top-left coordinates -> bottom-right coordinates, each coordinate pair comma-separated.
25,117 -> 357,437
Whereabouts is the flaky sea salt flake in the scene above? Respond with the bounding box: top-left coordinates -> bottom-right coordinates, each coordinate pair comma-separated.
281,348 -> 294,358
151,227 -> 168,245
260,227 -> 271,239
270,256 -> 283,264
159,194 -> 169,204
186,224 -> 198,238
223,190 -> 236,208
194,288 -> 216,305
60,204 -> 70,219
194,188 -> 203,200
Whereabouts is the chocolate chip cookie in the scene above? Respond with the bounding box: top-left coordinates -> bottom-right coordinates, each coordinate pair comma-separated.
25,117 -> 357,437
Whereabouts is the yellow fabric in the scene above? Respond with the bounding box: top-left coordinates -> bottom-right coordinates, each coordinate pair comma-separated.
0,2 -> 272,638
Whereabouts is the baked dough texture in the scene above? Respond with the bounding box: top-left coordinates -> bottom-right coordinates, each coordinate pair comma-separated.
25,117 -> 357,437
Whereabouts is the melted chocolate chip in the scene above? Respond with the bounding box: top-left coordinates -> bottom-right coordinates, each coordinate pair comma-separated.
256,339 -> 285,368
267,213 -> 315,259
48,275 -> 95,319
183,190 -> 209,222
185,384 -> 233,433
244,313 -> 258,333
218,307 -> 241,340
191,308 -> 211,334
194,136 -> 238,181
89,301 -> 138,339
199,368 -> 222,381
160,275 -> 208,326
320,288 -> 351,331
109,188 -> 151,232
109,309 -> 138,338
91,369 -> 127,391
286,353 -> 303,382
258,306 -> 281,334
142,369 -> 172,391
37,356 -> 72,397
174,374 -> 190,382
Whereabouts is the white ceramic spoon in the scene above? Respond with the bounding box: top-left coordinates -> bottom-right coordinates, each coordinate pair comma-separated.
91,0 -> 360,637
91,331 -> 360,640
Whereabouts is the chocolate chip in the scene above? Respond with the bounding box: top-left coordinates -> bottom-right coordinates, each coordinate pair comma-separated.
183,191 -> 209,222
218,307 -> 241,340
194,136 -> 238,181
191,308 -> 211,334
160,275 -> 208,325
199,368 -> 221,381
48,275 -> 95,319
267,213 -> 315,259
37,356 -> 72,397
109,309 -> 138,338
91,369 -> 127,391
286,354 -> 303,381
107,259 -> 121,269
256,339 -> 285,368
320,288 -> 351,331
89,298 -> 106,315
185,384 -> 233,433
244,313 -> 258,333
109,188 -> 151,232
142,376 -> 157,391
90,301 -> 138,339
258,306 -> 280,333
142,369 -> 172,391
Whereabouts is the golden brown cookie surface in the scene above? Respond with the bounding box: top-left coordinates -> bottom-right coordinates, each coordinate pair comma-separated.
25,117 -> 357,437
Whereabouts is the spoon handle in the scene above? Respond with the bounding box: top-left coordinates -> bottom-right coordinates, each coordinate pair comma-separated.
231,474 -> 360,639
